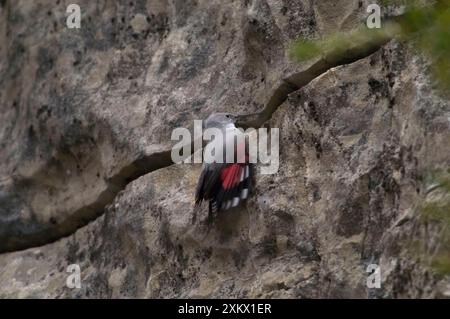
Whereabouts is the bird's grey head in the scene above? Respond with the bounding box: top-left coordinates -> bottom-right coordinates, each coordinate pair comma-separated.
204,113 -> 236,129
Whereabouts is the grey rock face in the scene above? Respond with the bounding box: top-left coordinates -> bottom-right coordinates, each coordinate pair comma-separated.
0,0 -> 319,251
0,0 -> 449,298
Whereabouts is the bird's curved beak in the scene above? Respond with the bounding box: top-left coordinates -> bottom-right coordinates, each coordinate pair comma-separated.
235,113 -> 260,129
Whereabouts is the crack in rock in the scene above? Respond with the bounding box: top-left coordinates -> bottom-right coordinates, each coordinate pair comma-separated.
0,24 -> 397,254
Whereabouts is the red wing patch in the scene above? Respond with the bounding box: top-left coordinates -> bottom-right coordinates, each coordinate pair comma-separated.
220,164 -> 242,190
195,145 -> 252,215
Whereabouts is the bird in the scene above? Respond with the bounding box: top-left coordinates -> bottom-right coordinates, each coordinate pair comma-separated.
194,113 -> 252,220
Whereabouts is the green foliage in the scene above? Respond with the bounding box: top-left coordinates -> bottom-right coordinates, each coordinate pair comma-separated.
289,39 -> 321,61
421,169 -> 450,275
378,0 -> 424,7
289,25 -> 398,61
427,169 -> 450,193
422,201 -> 450,224
422,170 -> 450,227
289,1 -> 450,90
401,2 -> 450,90
431,253 -> 450,276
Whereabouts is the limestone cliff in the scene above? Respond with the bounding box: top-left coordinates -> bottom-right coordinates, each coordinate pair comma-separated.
0,0 -> 449,298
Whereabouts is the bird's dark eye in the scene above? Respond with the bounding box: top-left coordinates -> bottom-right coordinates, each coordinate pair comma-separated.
226,114 -> 230,118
